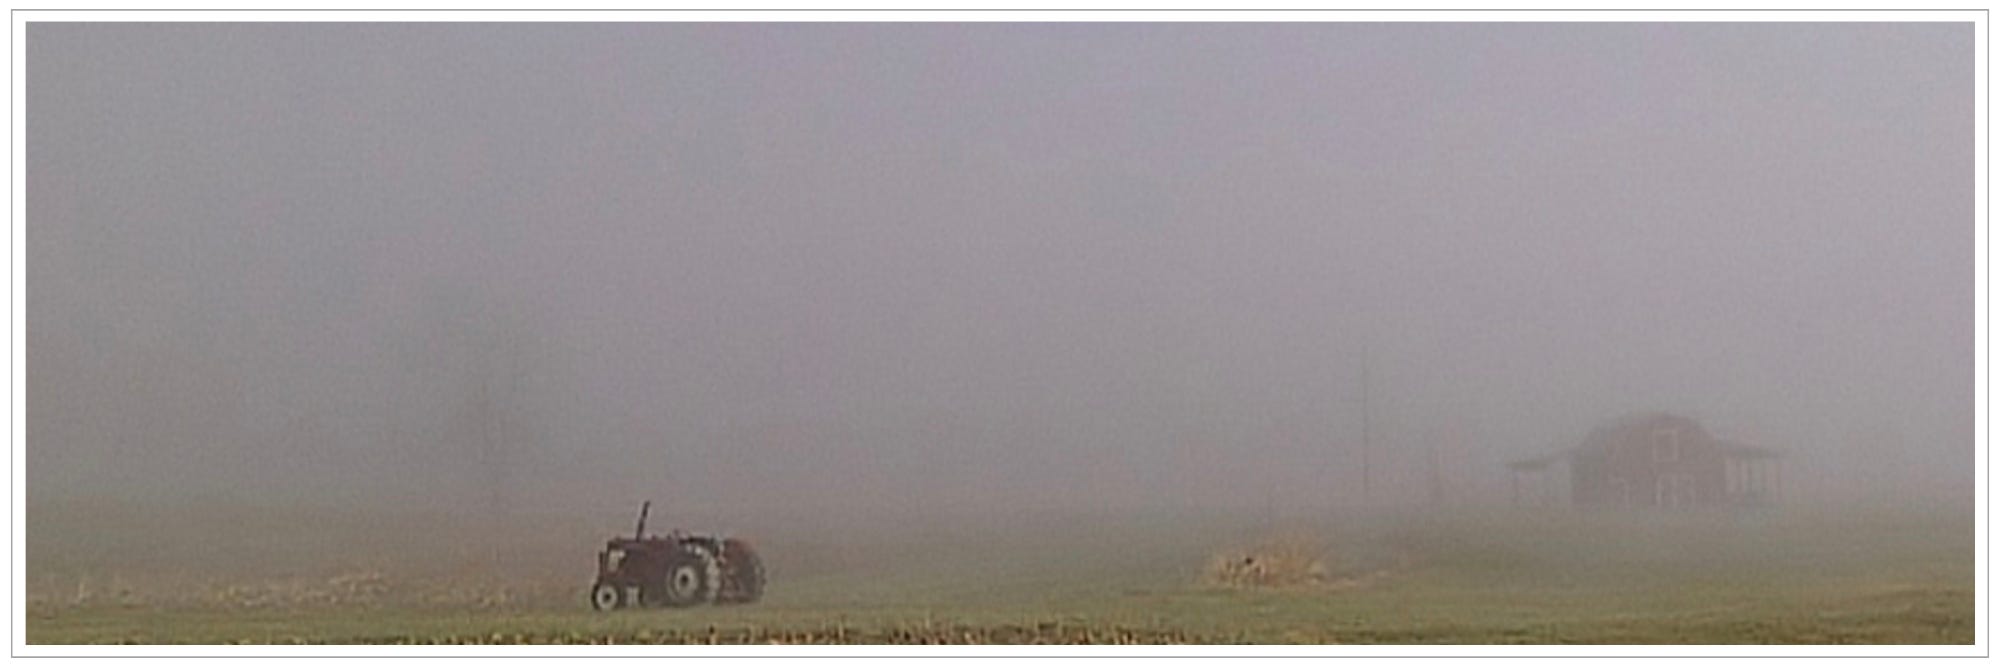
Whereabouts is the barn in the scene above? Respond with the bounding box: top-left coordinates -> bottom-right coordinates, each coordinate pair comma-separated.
1507,413 -> 1782,508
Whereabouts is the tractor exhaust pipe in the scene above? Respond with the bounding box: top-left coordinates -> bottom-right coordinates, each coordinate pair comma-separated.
634,501 -> 651,540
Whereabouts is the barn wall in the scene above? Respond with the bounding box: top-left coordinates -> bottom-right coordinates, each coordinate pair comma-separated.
1568,416 -> 1730,507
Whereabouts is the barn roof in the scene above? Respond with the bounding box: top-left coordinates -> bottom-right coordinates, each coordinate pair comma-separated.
1577,412 -> 1711,450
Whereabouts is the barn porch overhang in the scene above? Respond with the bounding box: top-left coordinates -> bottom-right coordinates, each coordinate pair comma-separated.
1717,440 -> 1783,461
1506,456 -> 1561,472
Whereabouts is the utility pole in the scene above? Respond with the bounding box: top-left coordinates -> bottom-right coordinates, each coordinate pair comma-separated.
1427,439 -> 1444,507
1360,342 -> 1372,505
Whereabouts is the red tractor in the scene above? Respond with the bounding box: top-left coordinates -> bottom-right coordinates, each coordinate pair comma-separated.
590,502 -> 765,610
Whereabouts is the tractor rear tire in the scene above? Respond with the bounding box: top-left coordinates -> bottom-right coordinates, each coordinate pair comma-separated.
717,538 -> 765,604
645,543 -> 718,608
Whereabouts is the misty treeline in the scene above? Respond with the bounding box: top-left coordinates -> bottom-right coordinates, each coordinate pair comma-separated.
27,267 -> 1968,523
30,274 -> 556,515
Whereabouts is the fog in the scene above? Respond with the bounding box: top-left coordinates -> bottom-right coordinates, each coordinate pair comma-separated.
26,21 -> 1972,543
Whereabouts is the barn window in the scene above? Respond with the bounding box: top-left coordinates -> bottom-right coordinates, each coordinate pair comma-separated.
1652,428 -> 1680,462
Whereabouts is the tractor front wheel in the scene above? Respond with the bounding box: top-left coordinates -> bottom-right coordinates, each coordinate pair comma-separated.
589,582 -> 626,611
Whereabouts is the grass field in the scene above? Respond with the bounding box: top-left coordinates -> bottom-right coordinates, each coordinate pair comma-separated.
24,505 -> 1973,645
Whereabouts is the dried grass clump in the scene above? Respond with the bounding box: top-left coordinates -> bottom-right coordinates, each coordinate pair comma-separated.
1202,535 -> 1332,589
210,571 -> 395,609
30,570 -> 593,613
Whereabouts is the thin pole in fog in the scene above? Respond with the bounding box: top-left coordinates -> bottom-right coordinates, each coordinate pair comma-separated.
1427,439 -> 1443,508
1360,340 -> 1372,506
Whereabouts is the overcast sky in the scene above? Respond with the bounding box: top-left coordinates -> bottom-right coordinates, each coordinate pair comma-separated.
26,22 -> 1974,518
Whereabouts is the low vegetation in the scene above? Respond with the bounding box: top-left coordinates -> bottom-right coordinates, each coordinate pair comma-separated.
25,505 -> 1973,645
